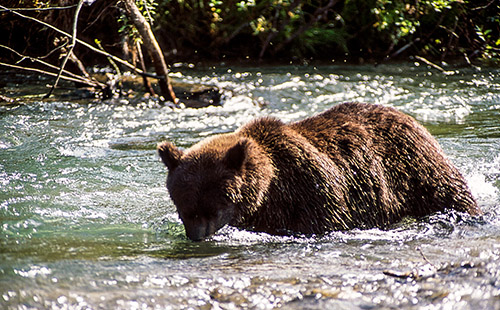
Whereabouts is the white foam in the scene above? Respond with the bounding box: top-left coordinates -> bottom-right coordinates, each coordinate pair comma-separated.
467,173 -> 499,201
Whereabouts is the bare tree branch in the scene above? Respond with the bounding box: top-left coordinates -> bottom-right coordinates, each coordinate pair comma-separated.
136,41 -> 156,96
0,61 -> 102,87
0,5 -> 78,12
0,4 -> 150,77
0,44 -> 105,88
45,0 -> 85,98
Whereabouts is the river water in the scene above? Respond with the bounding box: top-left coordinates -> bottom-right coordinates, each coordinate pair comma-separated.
1,63 -> 499,309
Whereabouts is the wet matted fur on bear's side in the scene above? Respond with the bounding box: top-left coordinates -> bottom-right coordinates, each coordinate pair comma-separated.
158,102 -> 481,241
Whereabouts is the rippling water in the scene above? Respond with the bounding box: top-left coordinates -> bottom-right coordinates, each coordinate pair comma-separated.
1,63 -> 499,309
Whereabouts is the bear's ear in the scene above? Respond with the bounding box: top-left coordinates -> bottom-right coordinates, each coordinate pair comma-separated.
158,141 -> 183,171
224,139 -> 248,171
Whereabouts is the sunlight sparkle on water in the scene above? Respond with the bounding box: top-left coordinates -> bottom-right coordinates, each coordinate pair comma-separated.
1,64 -> 499,310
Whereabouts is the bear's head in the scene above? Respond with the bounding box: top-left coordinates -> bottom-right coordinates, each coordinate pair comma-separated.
158,136 -> 272,241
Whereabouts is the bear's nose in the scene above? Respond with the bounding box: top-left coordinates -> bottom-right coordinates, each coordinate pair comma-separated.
184,217 -> 216,241
185,224 -> 207,241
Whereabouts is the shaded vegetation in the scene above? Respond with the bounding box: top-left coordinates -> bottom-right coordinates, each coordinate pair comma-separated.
154,0 -> 499,63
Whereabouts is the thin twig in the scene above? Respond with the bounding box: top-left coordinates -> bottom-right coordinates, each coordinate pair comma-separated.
0,5 -> 78,12
38,40 -> 70,60
463,52 -> 481,71
136,41 -> 156,95
95,40 -> 122,77
416,247 -> 436,268
441,17 -> 459,62
0,44 -> 105,87
140,0 -> 154,23
45,0 -> 85,98
472,0 -> 496,10
0,61 -> 100,87
81,1 -> 115,34
69,51 -> 91,79
389,38 -> 420,59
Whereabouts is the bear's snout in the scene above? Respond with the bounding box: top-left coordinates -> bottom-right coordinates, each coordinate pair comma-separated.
184,224 -> 209,241
180,206 -> 234,241
182,216 -> 220,241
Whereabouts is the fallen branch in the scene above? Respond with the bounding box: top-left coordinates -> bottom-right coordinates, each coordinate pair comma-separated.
383,263 -> 437,280
415,55 -> 456,75
1,2 -> 179,102
384,247 -> 438,280
0,94 -> 15,103
417,247 -> 437,269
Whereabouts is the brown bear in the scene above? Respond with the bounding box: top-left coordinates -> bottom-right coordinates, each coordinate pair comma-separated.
158,102 -> 480,241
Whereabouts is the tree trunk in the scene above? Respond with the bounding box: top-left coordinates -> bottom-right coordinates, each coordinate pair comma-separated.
122,0 -> 178,104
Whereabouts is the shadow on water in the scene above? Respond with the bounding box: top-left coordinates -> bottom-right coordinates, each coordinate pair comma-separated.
0,222 -> 241,263
138,240 -> 240,260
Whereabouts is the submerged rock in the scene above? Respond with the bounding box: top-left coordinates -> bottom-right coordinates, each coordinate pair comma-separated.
116,75 -> 222,108
174,82 -> 222,108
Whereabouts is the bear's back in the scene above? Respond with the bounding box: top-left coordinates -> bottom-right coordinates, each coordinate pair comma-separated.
236,103 -> 479,234
290,102 -> 439,155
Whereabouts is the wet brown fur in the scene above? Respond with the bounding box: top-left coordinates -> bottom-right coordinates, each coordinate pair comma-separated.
158,102 -> 480,240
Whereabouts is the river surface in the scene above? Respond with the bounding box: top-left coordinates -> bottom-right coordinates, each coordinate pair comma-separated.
1,63 -> 499,309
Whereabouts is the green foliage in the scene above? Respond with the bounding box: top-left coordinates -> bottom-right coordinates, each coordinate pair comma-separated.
474,6 -> 500,62
299,26 -> 348,55
136,0 -> 158,23
154,0 -> 352,59
119,0 -> 158,43
372,0 -> 420,41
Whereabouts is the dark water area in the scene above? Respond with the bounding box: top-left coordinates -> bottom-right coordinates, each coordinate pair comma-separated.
1,63 -> 499,309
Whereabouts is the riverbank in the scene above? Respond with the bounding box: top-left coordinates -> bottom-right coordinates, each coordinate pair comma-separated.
1,1 -> 498,69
